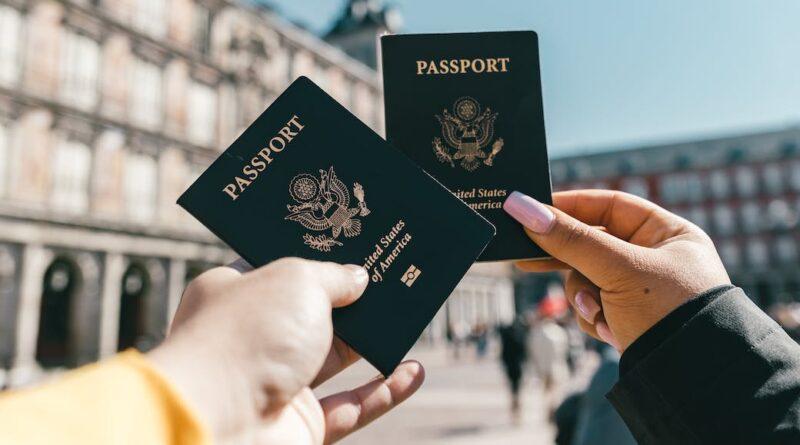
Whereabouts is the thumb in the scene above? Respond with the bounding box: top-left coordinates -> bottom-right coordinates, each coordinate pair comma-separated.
503,191 -> 641,286
262,258 -> 369,308
311,262 -> 370,308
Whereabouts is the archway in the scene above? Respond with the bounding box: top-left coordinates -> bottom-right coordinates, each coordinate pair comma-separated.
184,262 -> 208,285
36,257 -> 80,368
117,263 -> 151,351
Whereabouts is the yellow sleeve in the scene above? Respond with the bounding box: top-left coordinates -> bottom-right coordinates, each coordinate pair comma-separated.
0,350 -> 212,445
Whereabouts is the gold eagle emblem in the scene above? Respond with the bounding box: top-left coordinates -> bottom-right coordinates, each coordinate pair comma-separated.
285,167 -> 370,252
432,97 -> 504,172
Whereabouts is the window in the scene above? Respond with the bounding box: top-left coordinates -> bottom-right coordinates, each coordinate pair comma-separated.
789,160 -> 800,192
124,152 -> 157,223
620,177 -> 649,199
265,47 -> 289,91
740,202 -> 761,234
326,68 -> 348,106
685,173 -> 704,203
192,4 -> 211,54
352,83 -> 375,128
762,164 -> 784,195
775,235 -> 797,263
0,5 -> 22,86
767,199 -> 795,230
130,60 -> 163,130
183,163 -> 208,231
718,241 -> 741,268
291,50 -> 314,79
314,64 -> 329,91
187,82 -> 217,146
687,206 -> 709,232
735,166 -> 758,197
660,174 -> 689,204
746,238 -> 769,267
60,31 -> 100,110
712,204 -> 736,235
51,140 -> 92,213
568,161 -> 592,182
709,170 -> 731,200
550,163 -> 567,184
133,0 -> 166,38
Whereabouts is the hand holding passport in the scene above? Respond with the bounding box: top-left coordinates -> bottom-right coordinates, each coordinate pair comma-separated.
179,77 -> 496,375
178,31 -> 552,376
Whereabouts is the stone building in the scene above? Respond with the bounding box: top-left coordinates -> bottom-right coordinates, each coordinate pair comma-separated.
0,0 -> 386,388
517,126 -> 800,310
0,0 -> 516,387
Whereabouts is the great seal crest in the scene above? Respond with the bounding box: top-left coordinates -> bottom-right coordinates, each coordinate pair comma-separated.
432,97 -> 504,172
285,167 -> 370,252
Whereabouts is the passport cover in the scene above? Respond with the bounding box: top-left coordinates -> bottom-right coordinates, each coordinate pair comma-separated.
381,31 -> 553,261
177,77 -> 495,375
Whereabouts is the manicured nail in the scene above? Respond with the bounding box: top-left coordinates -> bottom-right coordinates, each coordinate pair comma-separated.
503,191 -> 555,234
596,321 -> 621,351
575,290 -> 601,324
346,265 -> 369,286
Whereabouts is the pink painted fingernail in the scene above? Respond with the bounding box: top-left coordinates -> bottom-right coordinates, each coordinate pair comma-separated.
596,321 -> 621,351
503,191 -> 555,234
575,290 -> 601,324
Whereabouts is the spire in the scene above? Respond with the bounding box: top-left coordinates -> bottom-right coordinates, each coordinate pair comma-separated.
324,0 -> 402,69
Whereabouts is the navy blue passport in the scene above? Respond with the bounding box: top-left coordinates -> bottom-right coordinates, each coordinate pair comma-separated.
381,31 -> 553,261
178,77 -> 495,375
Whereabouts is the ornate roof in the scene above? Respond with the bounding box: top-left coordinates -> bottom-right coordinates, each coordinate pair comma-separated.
325,0 -> 401,37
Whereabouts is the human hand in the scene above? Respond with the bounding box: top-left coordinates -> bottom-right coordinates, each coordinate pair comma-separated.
148,258 -> 425,444
504,190 -> 730,351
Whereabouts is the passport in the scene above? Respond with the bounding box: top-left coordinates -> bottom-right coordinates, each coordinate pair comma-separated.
177,77 -> 495,375
381,31 -> 553,261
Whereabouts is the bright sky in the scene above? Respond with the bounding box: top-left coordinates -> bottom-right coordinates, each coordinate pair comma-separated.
266,0 -> 800,157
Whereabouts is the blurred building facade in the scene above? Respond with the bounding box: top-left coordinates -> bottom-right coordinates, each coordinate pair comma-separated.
0,0 -> 515,388
536,126 -> 800,308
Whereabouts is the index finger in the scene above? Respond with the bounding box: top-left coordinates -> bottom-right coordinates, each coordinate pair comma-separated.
553,190 -> 680,245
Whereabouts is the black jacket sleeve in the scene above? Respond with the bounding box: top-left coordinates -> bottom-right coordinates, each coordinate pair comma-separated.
607,285 -> 800,445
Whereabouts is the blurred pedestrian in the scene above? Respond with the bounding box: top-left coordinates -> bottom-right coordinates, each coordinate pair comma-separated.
448,320 -> 471,360
471,322 -> 489,359
498,316 -> 527,424
567,343 -> 636,445
561,316 -> 586,374
528,293 -> 570,415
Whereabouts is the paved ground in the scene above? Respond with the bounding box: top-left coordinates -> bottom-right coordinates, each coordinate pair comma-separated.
315,345 -> 563,445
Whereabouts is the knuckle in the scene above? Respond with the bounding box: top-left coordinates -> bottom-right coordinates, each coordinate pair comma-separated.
556,220 -> 590,250
183,270 -> 217,299
266,257 -> 314,279
270,256 -> 306,270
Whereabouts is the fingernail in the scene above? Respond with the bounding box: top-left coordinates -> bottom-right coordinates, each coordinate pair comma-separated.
575,290 -> 601,324
346,265 -> 369,287
503,191 -> 555,234
596,321 -> 621,351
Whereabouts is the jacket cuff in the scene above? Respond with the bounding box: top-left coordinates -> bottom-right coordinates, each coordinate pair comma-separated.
618,285 -> 734,376
606,287 -> 784,443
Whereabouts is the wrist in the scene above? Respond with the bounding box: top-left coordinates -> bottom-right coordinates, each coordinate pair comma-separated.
618,284 -> 736,376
